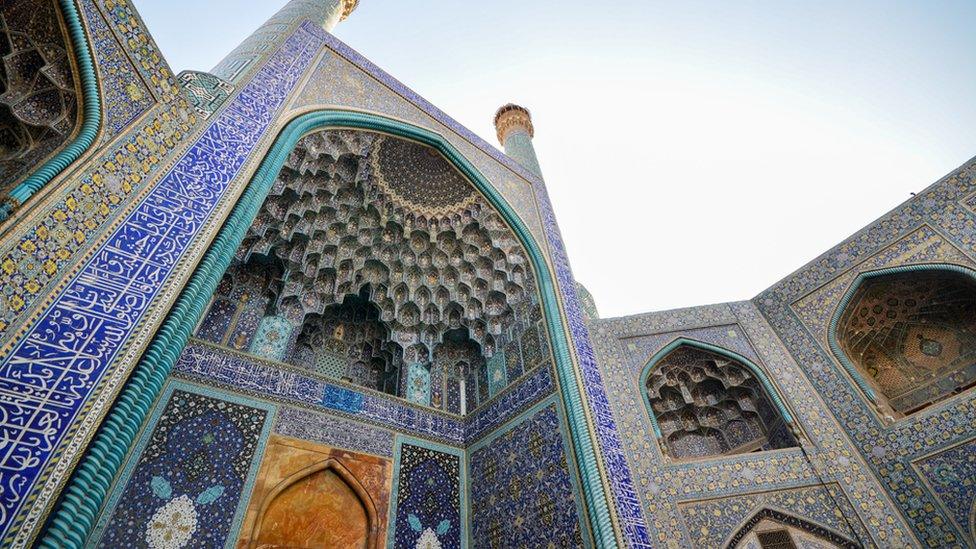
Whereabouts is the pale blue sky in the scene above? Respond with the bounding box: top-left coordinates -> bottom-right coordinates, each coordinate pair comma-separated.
138,0 -> 976,318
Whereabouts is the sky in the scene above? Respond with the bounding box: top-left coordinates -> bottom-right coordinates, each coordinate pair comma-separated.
137,0 -> 976,318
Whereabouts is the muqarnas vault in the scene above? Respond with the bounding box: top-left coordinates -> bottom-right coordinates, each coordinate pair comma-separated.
0,0 -> 973,547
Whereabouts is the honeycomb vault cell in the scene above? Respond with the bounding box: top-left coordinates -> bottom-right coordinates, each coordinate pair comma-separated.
0,0 -> 79,197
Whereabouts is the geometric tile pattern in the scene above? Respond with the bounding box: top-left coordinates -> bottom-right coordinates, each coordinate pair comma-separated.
760,213 -> 976,546
0,22 -> 323,544
78,0 -> 154,139
589,302 -> 916,547
914,437 -> 976,541
98,0 -> 177,102
469,400 -> 585,548
91,383 -> 272,548
678,484 -> 867,548
392,440 -> 462,549
463,359 -> 555,446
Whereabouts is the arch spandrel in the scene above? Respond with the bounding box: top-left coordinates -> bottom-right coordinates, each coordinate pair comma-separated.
287,47 -> 548,250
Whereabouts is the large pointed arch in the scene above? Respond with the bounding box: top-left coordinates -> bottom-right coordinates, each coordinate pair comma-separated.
42,111 -> 618,547
0,0 -> 101,221
640,337 -> 798,457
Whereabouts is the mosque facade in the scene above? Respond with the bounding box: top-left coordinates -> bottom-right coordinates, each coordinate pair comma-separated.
0,0 -> 974,547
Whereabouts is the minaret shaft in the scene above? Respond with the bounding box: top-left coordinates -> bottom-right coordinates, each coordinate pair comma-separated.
211,0 -> 358,82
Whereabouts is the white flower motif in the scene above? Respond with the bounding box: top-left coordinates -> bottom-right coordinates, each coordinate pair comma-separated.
415,527 -> 442,549
146,494 -> 198,549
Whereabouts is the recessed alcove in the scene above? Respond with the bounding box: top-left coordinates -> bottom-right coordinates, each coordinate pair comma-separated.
643,344 -> 797,460
833,267 -> 976,416
0,0 -> 80,196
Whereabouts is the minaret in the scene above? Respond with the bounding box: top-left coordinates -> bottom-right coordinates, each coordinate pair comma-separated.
327,0 -> 360,30
212,0 -> 360,82
494,103 -> 543,179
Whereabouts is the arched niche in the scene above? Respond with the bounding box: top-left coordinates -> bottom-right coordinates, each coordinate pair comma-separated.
192,129 -> 545,413
830,264 -> 976,417
61,111 -> 619,547
249,458 -> 379,549
725,508 -> 860,549
1,0 -> 81,198
641,339 -> 798,460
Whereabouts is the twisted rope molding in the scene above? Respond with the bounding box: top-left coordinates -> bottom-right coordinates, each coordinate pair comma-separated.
0,0 -> 102,222
40,111 -> 620,547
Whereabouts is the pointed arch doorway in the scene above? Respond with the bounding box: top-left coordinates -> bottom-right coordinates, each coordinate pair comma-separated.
249,458 -> 379,549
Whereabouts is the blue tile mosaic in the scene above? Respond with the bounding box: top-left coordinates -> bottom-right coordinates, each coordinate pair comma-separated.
91,382 -> 272,548
914,437 -> 976,540
175,340 -> 465,444
391,440 -> 463,549
468,400 -> 585,547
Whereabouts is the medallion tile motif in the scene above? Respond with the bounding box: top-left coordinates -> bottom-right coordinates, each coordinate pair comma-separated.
92,385 -> 272,548
391,441 -> 463,549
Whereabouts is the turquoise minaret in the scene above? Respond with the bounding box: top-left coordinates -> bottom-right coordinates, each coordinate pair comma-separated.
212,0 -> 359,83
494,103 -> 543,178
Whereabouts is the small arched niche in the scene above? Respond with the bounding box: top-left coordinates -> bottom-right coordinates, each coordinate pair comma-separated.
643,342 -> 797,460
250,459 -> 377,549
833,266 -> 976,416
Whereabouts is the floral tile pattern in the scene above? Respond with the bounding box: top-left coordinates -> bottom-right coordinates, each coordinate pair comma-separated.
391,440 -> 463,549
468,400 -> 585,548
92,383 -> 272,548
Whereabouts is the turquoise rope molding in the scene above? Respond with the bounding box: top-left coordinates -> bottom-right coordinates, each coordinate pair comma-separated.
826,262 -> 976,409
0,0 -> 103,222
639,338 -> 797,439
39,111 -> 619,548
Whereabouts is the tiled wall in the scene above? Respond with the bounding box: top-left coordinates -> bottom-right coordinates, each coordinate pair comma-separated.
588,302 -> 913,547
467,398 -> 588,548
